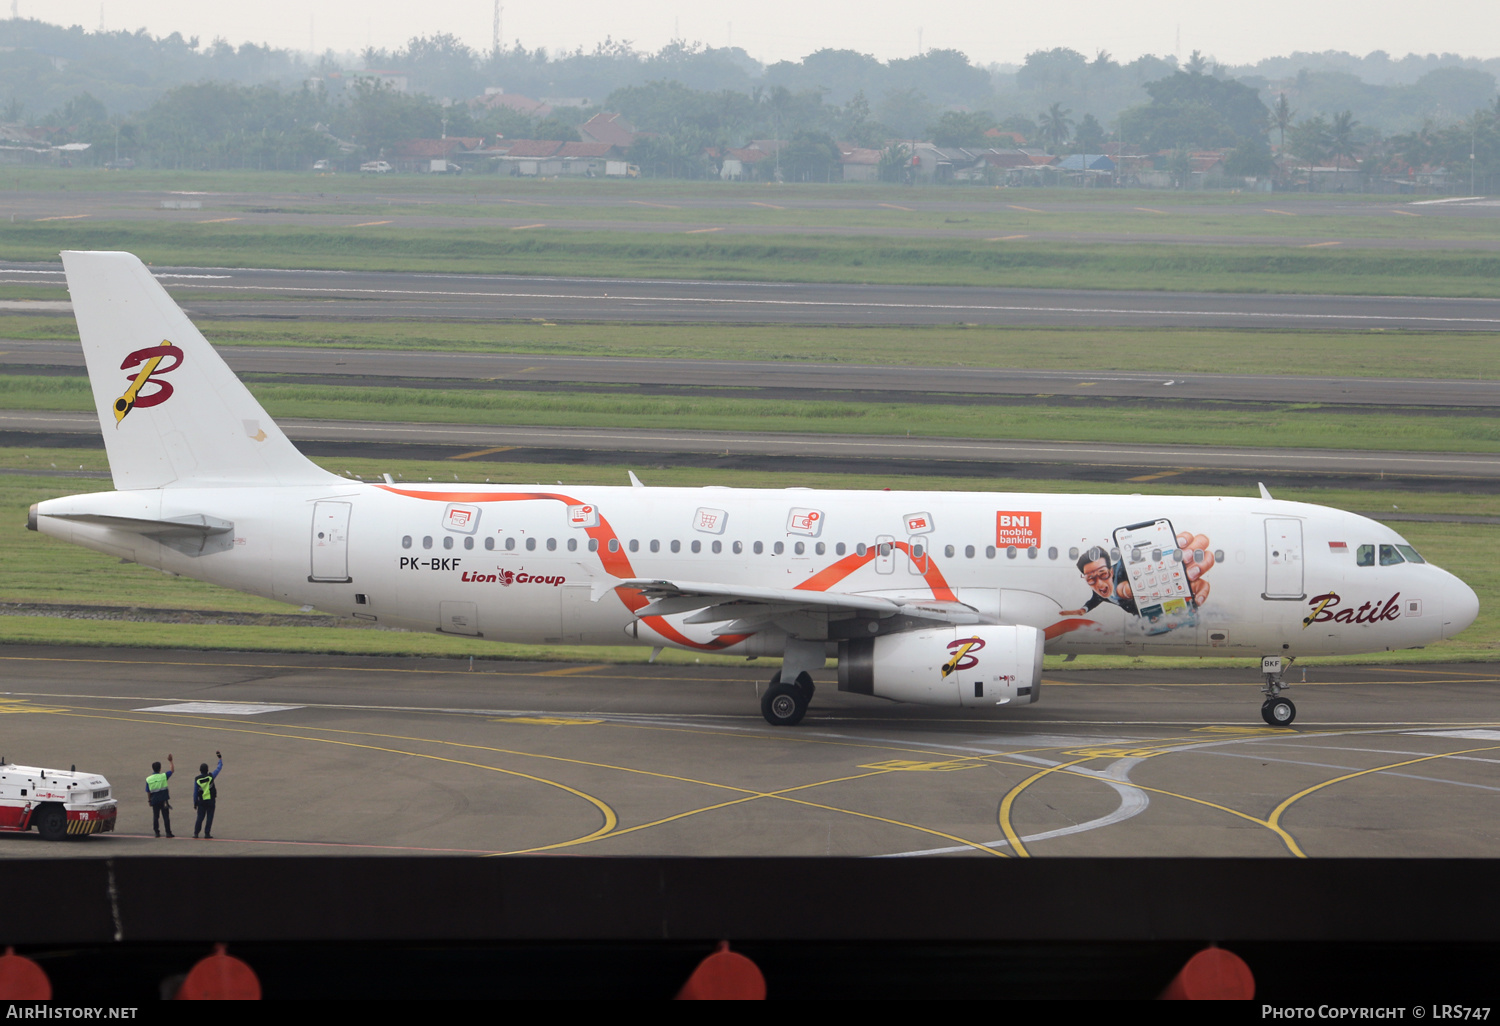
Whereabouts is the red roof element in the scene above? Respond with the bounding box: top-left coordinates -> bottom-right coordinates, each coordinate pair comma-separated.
502,140 -> 565,158
472,93 -> 552,117
985,129 -> 1027,144
578,112 -> 637,148
557,142 -> 618,158
391,138 -> 484,159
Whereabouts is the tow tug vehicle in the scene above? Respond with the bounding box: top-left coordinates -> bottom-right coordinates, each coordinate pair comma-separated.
0,759 -> 119,840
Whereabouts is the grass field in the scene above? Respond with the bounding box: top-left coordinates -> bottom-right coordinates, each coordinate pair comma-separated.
4,316 -> 1496,382
1,373 -> 1494,453
3,455 -> 1494,666
6,221 -> 1500,297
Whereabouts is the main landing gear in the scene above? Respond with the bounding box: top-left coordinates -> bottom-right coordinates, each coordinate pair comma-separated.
1259,655 -> 1296,726
761,671 -> 816,727
760,638 -> 824,727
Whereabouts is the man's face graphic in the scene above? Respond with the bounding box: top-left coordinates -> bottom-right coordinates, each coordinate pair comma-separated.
1082,559 -> 1114,599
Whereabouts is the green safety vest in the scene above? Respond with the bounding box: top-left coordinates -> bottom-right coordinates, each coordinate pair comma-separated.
196,774 -> 215,802
146,772 -> 168,792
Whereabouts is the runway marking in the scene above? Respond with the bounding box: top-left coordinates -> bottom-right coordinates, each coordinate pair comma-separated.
351,221 -> 393,227
628,200 -> 678,209
858,759 -> 984,772
685,227 -> 725,234
1063,746 -> 1173,759
1194,725 -> 1298,734
1008,205 -> 1043,213
492,716 -> 602,725
134,702 -> 302,715
447,445 -> 517,460
33,215 -> 89,221
1264,209 -> 1297,216
496,198 -> 547,206
997,756 -> 1097,856
747,202 -> 784,210
536,664 -> 609,677
196,217 -> 242,224
1300,241 -> 1342,248
878,203 -> 913,211
1407,729 -> 1500,741
0,698 -> 64,714
511,223 -> 546,230
151,280 -> 1500,327
986,235 -> 1029,241
1391,210 -> 1422,217
1134,207 -> 1167,214
1266,742 -> 1500,857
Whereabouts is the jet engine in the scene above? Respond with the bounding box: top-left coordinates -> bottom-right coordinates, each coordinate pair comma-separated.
837,625 -> 1044,708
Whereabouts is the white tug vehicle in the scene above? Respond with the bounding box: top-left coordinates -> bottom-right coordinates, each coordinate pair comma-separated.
0,758 -> 119,840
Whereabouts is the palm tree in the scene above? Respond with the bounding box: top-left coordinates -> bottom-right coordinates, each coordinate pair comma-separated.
1329,110 -> 1360,169
1037,102 -> 1073,154
1273,93 -> 1294,154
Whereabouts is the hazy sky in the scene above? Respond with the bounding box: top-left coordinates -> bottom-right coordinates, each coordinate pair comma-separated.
30,1 -> 1500,67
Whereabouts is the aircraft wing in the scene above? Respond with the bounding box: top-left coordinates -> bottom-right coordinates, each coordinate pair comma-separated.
609,578 -> 986,636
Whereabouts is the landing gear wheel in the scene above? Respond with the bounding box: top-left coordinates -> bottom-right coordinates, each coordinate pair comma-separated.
762,679 -> 809,727
1261,696 -> 1296,727
35,806 -> 67,842
793,671 -> 816,702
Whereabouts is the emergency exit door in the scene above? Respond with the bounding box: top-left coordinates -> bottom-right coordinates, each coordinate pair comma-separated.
310,501 -> 352,583
1263,518 -> 1304,600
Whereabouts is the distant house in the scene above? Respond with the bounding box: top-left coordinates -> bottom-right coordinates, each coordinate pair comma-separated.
352,70 -> 409,94
1056,154 -> 1115,172
389,137 -> 486,173
472,89 -> 552,119
984,129 -> 1028,147
494,139 -> 626,176
838,144 -> 882,182
578,113 -> 638,149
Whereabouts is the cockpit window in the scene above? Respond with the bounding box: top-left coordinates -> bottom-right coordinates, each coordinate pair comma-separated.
1396,544 -> 1426,564
1379,544 -> 1405,566
1356,545 -> 1374,567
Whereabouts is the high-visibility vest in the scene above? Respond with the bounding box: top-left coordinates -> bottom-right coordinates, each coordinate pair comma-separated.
146,772 -> 168,793
196,774 -> 215,802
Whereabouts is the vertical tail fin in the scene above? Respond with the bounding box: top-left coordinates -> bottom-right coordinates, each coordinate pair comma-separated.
61,251 -> 338,489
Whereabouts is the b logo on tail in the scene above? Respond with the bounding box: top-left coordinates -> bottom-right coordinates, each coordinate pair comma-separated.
113,340 -> 183,423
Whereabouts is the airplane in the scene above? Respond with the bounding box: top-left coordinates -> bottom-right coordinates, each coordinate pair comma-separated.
28,252 -> 1480,727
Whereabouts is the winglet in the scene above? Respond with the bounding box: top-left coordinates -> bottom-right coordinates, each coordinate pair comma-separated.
628,471 -> 645,488
1258,482 -> 1273,500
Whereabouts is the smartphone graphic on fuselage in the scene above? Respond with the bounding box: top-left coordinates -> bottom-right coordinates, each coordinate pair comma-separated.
1113,518 -> 1198,636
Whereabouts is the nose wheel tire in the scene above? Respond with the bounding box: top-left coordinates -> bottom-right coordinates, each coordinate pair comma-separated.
1261,696 -> 1296,726
761,674 -> 810,726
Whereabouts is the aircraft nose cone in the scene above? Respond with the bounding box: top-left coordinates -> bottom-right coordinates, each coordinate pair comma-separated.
1443,578 -> 1480,639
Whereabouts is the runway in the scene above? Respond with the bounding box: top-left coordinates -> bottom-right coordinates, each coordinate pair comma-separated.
5,339 -> 1495,409
3,646 -> 1496,859
4,262 -> 1500,330
7,410 -> 1497,488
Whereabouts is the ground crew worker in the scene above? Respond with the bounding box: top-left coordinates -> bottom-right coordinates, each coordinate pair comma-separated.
145,753 -> 174,838
193,751 -> 223,839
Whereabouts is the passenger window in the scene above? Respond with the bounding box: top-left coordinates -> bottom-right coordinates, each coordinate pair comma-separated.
484,537 -> 495,551
608,539 -> 619,552
670,540 -> 680,553
422,536 -> 433,549
754,541 -> 764,554
629,540 -> 639,553
464,537 -> 473,550
856,543 -> 867,557
443,536 -> 454,550
794,542 -> 805,555
588,538 -> 599,552
649,540 -> 660,553
1027,546 -> 1038,560
1213,549 -> 1225,563
1006,546 -> 1017,559
402,535 -> 412,549
945,545 -> 955,558
733,541 -> 743,554
526,537 -> 537,551
985,546 -> 996,559
691,540 -> 701,553
816,542 -> 826,555
546,538 -> 557,551
1068,547 -> 1079,560
965,545 -> 975,559
912,543 -> 924,559
1356,544 -> 1375,566
505,537 -> 516,551
712,541 -> 722,554
835,543 -> 846,556
1396,545 -> 1425,564
878,543 -> 891,557
773,542 -> 784,555
1047,547 -> 1058,560
1379,544 -> 1405,566
567,538 -> 578,552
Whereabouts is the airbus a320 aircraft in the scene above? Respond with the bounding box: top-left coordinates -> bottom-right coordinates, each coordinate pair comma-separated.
30,252 -> 1480,727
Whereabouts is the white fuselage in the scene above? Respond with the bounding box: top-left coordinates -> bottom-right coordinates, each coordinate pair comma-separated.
35,482 -> 1477,659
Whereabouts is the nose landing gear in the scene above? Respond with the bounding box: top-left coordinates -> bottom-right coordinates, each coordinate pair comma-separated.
1259,655 -> 1296,726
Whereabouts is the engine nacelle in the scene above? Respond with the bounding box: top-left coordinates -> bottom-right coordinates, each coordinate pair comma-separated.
838,625 -> 1044,708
